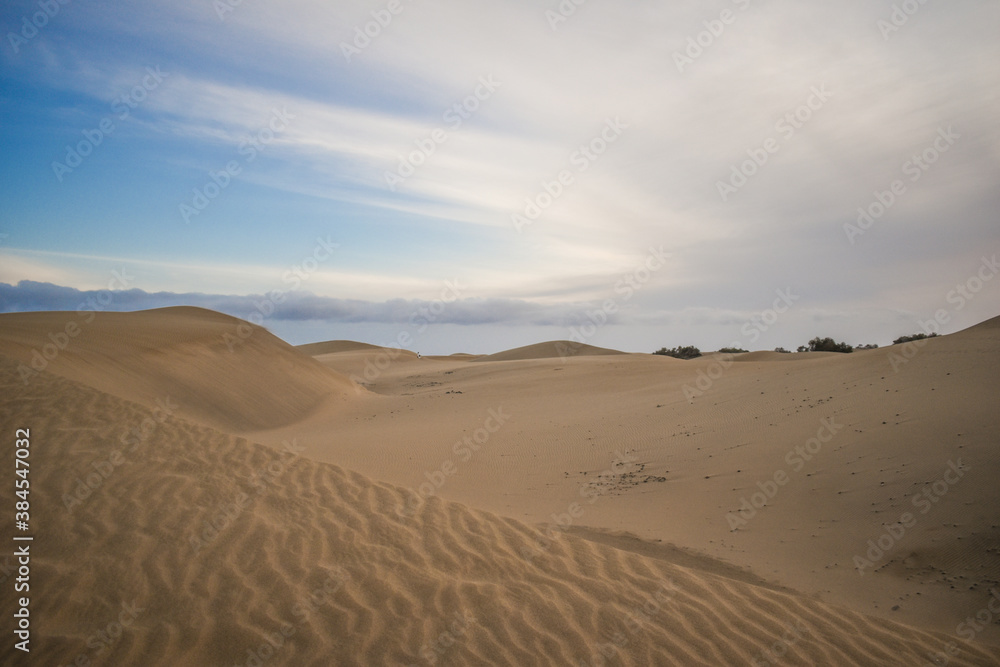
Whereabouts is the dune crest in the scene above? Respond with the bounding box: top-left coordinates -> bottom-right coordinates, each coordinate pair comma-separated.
297,340 -> 417,356
474,340 -> 627,362
0,307 -> 359,432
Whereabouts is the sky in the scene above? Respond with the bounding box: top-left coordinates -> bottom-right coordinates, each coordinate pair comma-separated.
1,0 -> 998,354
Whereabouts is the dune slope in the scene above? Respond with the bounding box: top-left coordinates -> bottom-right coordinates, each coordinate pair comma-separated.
2,355 -> 998,665
474,340 -> 627,363
256,314 -> 1000,645
296,340 -> 414,356
0,307 -> 358,432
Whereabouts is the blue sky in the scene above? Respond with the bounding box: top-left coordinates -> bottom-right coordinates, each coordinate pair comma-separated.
1,0 -> 999,353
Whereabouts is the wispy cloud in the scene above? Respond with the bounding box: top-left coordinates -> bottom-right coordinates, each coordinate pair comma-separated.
0,280 -> 625,327
2,0 -> 998,351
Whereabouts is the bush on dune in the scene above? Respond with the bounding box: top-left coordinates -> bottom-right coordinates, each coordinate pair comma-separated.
893,332 -> 938,345
653,346 -> 702,359
806,337 -> 854,354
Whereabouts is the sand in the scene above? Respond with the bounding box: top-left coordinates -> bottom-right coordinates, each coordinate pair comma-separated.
0,308 -> 355,432
1,307 -> 998,665
472,341 -> 628,363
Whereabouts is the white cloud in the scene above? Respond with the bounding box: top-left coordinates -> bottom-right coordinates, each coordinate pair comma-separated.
4,0 -> 999,347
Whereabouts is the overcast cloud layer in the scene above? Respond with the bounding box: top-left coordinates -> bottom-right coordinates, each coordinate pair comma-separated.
1,1 -> 998,353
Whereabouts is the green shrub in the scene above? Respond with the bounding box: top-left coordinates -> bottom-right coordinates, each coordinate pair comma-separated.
653,345 -> 702,360
718,347 -> 748,354
807,337 -> 854,353
893,333 -> 938,345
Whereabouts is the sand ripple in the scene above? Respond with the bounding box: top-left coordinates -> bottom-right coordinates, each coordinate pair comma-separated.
1,354 -> 998,666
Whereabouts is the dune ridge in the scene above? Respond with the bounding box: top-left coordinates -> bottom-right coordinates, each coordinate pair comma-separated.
297,340 -> 417,356
0,307 -> 359,432
729,350 -> 824,362
2,354 -> 998,666
473,340 -> 627,363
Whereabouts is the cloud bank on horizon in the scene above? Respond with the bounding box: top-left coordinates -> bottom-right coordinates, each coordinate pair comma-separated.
1,0 -> 998,353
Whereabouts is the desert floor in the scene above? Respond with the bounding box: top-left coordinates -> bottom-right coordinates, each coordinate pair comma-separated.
1,307 -> 998,665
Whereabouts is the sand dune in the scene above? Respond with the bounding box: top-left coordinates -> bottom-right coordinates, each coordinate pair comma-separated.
473,340 -> 627,362
0,307 -> 358,432
730,350 -> 830,362
297,340 -> 411,356
256,314 -> 1000,649
2,308 -> 999,665
2,351 -> 998,666
307,345 -> 423,384
424,353 -> 484,361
